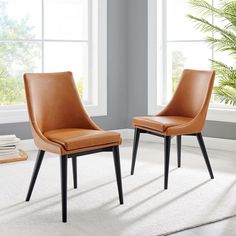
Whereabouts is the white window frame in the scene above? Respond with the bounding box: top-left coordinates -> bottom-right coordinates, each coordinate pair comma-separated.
0,0 -> 107,124
148,0 -> 236,123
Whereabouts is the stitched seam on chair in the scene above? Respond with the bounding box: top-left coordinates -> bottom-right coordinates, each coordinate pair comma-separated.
133,125 -> 165,135
66,141 -> 120,151
134,120 -> 189,133
46,136 -> 120,151
133,120 -> 164,132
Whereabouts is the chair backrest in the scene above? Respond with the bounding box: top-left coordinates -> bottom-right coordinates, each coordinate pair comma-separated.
159,69 -> 215,119
24,71 -> 96,133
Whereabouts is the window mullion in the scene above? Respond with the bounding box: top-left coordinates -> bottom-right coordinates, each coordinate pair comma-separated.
162,0 -> 169,104
87,0 -> 93,104
211,0 -> 215,103
42,0 -> 44,72
211,0 -> 215,63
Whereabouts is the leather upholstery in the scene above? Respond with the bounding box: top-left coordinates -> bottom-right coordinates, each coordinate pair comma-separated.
133,69 -> 215,135
133,116 -> 193,133
24,71 -> 121,155
44,128 -> 120,151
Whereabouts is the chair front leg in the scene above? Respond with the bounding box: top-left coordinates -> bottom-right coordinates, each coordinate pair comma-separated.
196,133 -> 214,179
164,136 -> 171,189
177,135 -> 181,168
131,128 -> 141,175
113,146 -> 124,204
60,155 -> 68,223
26,150 -> 45,201
72,158 -> 77,189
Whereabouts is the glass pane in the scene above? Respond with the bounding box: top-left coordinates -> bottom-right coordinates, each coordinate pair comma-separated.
0,42 -> 41,105
44,42 -> 88,101
0,0 -> 41,40
167,42 -> 212,95
44,0 -> 88,40
167,0 -> 208,40
214,51 -> 235,68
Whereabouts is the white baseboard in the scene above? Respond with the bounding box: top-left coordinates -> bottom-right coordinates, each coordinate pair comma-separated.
115,129 -> 236,153
19,129 -> 236,152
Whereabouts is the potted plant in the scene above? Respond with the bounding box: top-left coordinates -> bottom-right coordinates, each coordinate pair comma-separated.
188,0 -> 236,105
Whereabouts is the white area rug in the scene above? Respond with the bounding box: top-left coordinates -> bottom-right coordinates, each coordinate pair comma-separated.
0,141 -> 235,236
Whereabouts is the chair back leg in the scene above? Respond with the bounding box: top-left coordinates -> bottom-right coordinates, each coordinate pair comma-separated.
196,133 -> 214,179
177,135 -> 181,168
164,136 -> 171,189
131,128 -> 141,175
60,155 -> 68,223
26,150 -> 45,201
113,146 -> 124,204
72,158 -> 77,189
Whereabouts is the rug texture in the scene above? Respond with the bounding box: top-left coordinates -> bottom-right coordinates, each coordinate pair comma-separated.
0,141 -> 235,236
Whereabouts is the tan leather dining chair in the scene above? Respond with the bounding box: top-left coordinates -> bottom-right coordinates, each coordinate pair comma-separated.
24,71 -> 123,222
131,69 -> 215,189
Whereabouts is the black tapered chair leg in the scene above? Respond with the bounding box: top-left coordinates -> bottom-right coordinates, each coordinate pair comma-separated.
26,150 -> 45,201
164,136 -> 171,190
72,158 -> 77,189
196,133 -> 214,179
113,146 -> 124,204
60,155 -> 68,223
131,128 -> 141,175
177,135 -> 181,168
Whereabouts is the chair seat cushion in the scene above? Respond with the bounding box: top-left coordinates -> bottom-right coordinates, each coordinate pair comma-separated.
133,116 -> 193,133
44,128 -> 121,151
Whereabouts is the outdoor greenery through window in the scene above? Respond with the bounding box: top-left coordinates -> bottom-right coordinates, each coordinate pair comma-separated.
0,0 -> 90,105
158,0 -> 235,107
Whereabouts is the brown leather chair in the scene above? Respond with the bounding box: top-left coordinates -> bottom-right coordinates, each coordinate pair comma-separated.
131,69 -> 215,189
24,71 -> 123,222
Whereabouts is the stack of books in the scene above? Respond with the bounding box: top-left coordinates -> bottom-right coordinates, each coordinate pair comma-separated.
0,135 -> 21,163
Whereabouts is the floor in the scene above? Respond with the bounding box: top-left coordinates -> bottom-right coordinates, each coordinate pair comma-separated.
135,140 -> 236,236
174,216 -> 236,236
0,139 -> 235,236
169,140 -> 236,236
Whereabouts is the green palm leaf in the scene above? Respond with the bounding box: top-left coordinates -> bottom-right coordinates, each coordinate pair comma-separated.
188,0 -> 236,106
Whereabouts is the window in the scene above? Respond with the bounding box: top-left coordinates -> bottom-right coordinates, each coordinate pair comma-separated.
148,0 -> 236,122
0,0 -> 107,123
